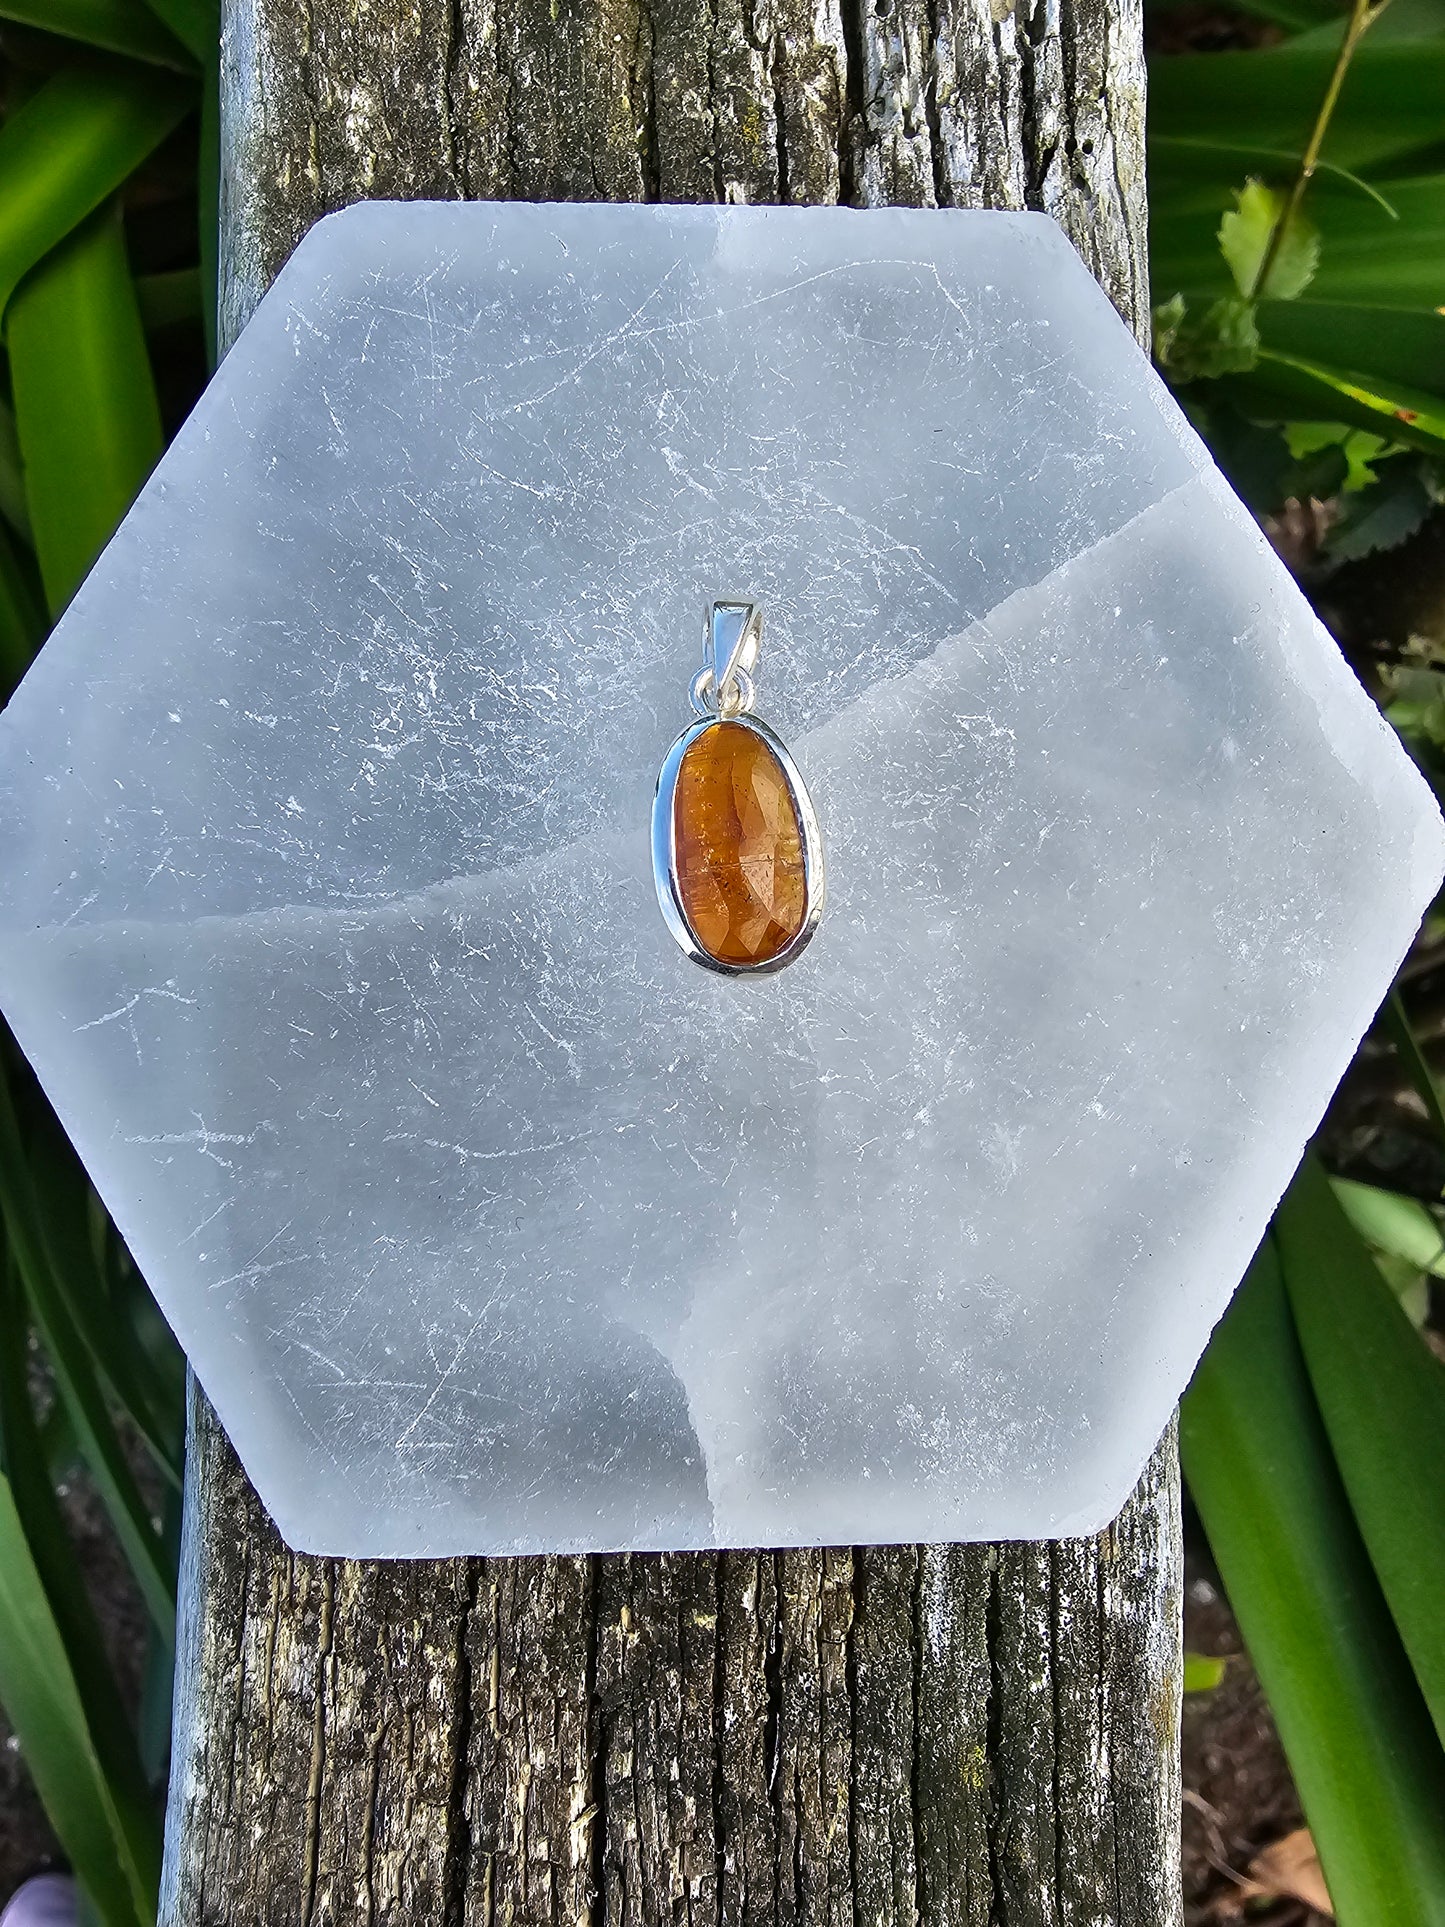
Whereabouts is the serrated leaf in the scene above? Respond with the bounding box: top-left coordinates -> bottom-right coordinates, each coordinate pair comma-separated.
1288,440 -> 1350,501
1285,423 -> 1396,491
1326,457 -> 1433,559
1220,181 -> 1321,300
1156,293 -> 1261,383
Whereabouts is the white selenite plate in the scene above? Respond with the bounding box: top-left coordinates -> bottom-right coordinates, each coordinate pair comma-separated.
0,202 -> 1439,1556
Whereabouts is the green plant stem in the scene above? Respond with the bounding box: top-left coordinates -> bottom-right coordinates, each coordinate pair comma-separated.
1250,0 -> 1392,299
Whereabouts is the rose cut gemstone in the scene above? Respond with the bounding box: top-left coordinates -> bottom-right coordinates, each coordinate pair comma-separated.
673,721 -> 807,966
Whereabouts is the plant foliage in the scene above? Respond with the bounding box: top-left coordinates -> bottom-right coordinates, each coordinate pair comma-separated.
0,4 -> 208,1915
0,0 -> 1443,1920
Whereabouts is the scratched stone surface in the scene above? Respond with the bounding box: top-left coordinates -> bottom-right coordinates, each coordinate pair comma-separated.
0,202 -> 1438,1556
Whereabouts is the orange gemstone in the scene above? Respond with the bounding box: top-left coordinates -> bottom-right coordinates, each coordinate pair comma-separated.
673,721 -> 808,966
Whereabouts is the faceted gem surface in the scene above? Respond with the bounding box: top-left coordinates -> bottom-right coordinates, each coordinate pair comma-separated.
673,722 -> 807,965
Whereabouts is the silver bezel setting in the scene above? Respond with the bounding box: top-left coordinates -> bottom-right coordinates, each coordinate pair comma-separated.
652,713 -> 826,976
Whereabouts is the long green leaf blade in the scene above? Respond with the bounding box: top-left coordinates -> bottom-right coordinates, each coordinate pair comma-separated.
1182,1239 -> 1445,1926
1149,45 -> 1445,177
0,0 -> 194,67
1277,1158 -> 1445,1748
1256,301 -> 1445,407
0,1471 -> 153,1927
0,1063 -> 176,1639
0,1265 -> 162,1916
136,0 -> 215,63
0,518 -> 44,696
23,1095 -> 182,1485
1380,989 -> 1445,1149
0,66 -> 192,320
1218,358 -> 1445,459
9,202 -> 164,615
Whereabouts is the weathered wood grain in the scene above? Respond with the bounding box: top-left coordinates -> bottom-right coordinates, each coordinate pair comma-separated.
166,0 -> 1177,1919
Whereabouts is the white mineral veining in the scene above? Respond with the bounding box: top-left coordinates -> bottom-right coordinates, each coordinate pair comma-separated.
0,202 -> 1437,1556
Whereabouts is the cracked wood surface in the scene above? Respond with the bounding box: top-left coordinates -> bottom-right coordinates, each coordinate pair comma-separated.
164,0 -> 1178,1919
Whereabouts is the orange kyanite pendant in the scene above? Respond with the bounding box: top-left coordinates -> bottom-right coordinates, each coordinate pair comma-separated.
673,722 -> 807,966
653,601 -> 824,974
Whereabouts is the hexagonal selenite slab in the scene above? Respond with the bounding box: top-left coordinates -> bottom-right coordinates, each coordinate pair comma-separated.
0,204 -> 1439,1557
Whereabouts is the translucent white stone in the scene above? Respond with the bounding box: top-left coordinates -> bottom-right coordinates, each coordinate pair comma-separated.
0,203 -> 1437,1555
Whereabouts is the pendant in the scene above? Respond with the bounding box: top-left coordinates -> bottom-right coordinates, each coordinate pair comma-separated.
652,600 -> 825,974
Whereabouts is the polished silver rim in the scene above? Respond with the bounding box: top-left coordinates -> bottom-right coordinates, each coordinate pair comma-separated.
651,712 -> 825,976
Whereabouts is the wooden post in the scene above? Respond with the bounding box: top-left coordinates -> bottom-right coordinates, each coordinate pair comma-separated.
162,1 -> 1180,1920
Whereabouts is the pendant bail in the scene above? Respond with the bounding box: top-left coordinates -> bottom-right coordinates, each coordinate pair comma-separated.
707,600 -> 762,713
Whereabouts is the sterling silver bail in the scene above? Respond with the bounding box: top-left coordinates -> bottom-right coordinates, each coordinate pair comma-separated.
690,600 -> 762,717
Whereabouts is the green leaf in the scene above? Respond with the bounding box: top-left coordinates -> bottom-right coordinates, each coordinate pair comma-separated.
1220,354 -> 1445,459
1155,293 -> 1261,382
1271,353 -> 1445,451
1381,988 -> 1445,1147
0,1061 -> 176,1641
1257,301 -> 1445,402
0,1470 -> 155,1927
1333,1177 -> 1445,1277
1224,0 -> 1350,30
1155,173 -> 1445,314
1149,45 -> 1445,180
1277,1159 -> 1445,1750
136,264 -> 201,332
1290,0 -> 1445,47
1289,438 -> 1351,501
1372,1249 -> 1433,1328
1181,1238 -> 1445,1926
0,394 -> 33,545
0,1265 -> 161,1918
0,0 -> 194,67
135,0 -> 215,64
0,517 -> 44,696
1325,455 -> 1434,558
9,201 -> 164,616
0,65 -> 193,322
1186,398 -> 1295,513
1285,422 -> 1395,490
1220,180 -> 1321,299
1183,1651 -> 1227,1692
20,1091 -> 182,1484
